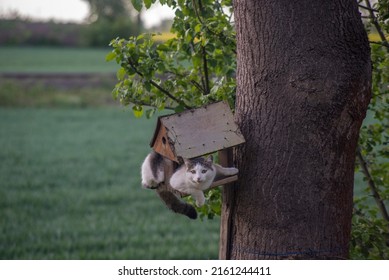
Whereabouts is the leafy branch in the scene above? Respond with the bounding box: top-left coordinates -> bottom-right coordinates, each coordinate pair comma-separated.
126,57 -> 192,109
351,0 -> 389,259
357,147 -> 389,224
109,0 -> 237,117
362,0 -> 389,49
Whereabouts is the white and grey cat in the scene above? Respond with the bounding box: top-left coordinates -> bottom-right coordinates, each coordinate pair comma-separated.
141,151 -> 238,218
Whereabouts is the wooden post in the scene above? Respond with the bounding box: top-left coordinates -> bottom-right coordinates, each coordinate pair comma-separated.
218,147 -> 235,260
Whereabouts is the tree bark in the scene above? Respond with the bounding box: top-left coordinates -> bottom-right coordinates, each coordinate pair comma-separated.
222,0 -> 371,259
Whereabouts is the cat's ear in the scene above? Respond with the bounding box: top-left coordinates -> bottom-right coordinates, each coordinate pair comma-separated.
182,157 -> 191,166
177,156 -> 185,165
206,155 -> 213,163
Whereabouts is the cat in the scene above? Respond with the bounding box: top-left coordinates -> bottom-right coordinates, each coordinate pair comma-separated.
169,156 -> 238,207
141,150 -> 239,219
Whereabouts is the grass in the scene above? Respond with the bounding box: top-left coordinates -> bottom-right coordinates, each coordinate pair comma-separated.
0,108 -> 220,259
0,47 -> 118,73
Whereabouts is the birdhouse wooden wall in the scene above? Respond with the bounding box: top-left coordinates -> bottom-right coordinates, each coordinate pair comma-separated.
150,101 -> 245,162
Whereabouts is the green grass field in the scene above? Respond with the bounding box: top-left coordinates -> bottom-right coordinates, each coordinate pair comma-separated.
0,47 -> 117,73
0,108 -> 220,259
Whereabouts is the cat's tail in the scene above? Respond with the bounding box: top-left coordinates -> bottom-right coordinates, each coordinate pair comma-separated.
156,189 -> 197,219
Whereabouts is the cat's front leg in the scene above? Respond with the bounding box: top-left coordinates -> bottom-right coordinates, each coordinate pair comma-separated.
215,164 -> 239,176
191,190 -> 206,207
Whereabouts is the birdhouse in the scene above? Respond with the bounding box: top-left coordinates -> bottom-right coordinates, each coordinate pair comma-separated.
150,101 -> 245,187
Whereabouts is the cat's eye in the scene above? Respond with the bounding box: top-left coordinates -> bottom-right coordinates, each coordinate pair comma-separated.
190,170 -> 196,174
201,169 -> 207,174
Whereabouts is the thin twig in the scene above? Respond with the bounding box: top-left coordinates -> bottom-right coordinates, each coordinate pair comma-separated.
192,0 -> 210,95
127,58 -> 192,109
357,147 -> 389,224
358,4 -> 379,12
166,70 -> 207,95
370,41 -> 389,47
365,0 -> 389,49
202,45 -> 210,95
191,0 -> 237,54
124,100 -> 175,111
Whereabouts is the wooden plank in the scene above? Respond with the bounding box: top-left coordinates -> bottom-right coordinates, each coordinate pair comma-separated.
218,148 -> 235,260
209,175 -> 238,189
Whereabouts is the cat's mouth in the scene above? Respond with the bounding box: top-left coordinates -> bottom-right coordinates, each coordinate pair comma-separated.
192,179 -> 203,184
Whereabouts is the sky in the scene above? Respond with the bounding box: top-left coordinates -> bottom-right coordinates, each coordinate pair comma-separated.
0,0 -> 175,28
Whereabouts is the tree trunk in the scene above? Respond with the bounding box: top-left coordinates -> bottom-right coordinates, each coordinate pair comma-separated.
221,0 -> 371,259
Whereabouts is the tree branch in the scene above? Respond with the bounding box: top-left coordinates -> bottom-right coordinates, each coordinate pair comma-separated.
202,45 -> 210,95
191,0 -> 237,54
123,99 -> 176,111
369,41 -> 389,47
127,58 -> 192,109
165,70 -> 207,95
358,4 -> 379,13
364,0 -> 389,49
357,147 -> 389,224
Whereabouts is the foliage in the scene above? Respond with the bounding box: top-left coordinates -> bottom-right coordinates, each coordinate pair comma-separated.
82,0 -> 135,22
351,0 -> 389,259
108,0 -> 236,117
109,0 -> 389,258
84,16 -> 139,47
81,0 -> 142,46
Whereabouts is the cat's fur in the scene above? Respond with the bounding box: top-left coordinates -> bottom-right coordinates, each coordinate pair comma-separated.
141,151 -> 238,219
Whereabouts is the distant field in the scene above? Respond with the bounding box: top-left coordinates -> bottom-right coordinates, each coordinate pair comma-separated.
0,108 -> 220,259
0,47 -> 118,73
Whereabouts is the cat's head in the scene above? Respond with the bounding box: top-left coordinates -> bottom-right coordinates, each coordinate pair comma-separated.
184,155 -> 215,184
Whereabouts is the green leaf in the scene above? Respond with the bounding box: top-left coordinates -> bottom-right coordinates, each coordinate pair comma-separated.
144,0 -> 154,9
116,67 -> 126,80
105,52 -> 116,62
174,103 -> 186,113
157,44 -> 170,52
194,23 -> 202,34
131,0 -> 143,12
132,105 -> 144,118
144,81 -> 152,92
146,108 -> 155,119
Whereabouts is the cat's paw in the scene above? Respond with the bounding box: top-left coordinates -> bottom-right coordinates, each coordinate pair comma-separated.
195,196 -> 205,207
229,167 -> 239,176
142,180 -> 161,189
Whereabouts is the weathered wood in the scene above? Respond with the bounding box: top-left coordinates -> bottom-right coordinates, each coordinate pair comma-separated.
218,148 -> 235,260
152,124 -> 176,162
150,101 -> 245,162
210,175 -> 238,189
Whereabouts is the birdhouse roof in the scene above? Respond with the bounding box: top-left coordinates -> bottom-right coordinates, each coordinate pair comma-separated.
150,101 -> 245,161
